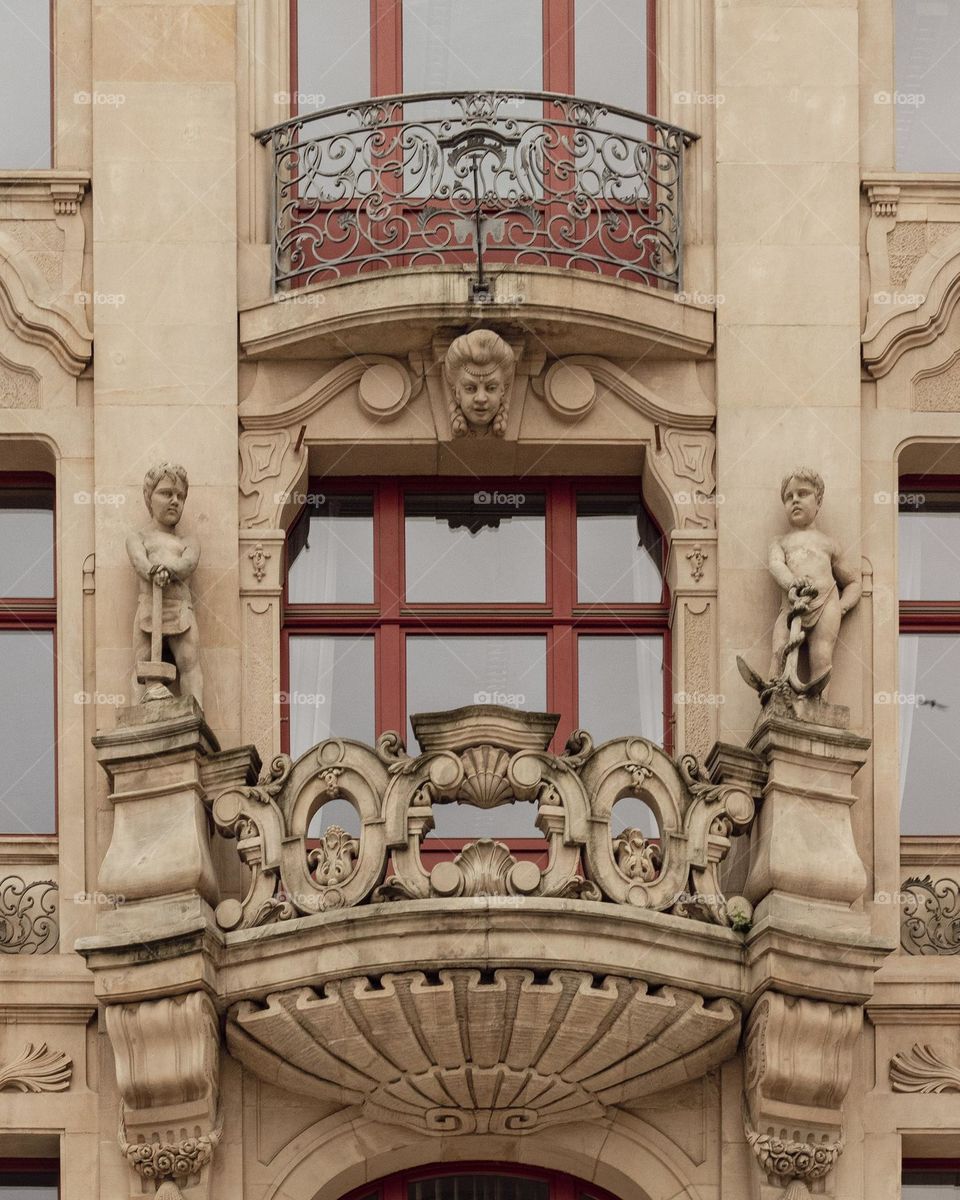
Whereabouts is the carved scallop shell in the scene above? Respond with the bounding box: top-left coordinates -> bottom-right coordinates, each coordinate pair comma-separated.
227,969 -> 741,1136
457,745 -> 514,808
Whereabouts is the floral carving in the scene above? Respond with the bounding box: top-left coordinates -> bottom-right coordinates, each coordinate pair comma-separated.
0,1043 -> 72,1092
890,1043 -> 960,1093
746,1127 -> 844,1193
613,829 -> 662,882
0,876 -> 58,954
685,543 -> 707,582
309,826 -> 359,886
247,541 -> 271,582
901,875 -> 960,954
119,1105 -> 223,1197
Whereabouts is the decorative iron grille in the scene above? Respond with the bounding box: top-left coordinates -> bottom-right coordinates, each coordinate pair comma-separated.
256,92 -> 697,293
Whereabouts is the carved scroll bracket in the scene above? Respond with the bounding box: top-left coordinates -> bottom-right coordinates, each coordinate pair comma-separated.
744,991 -> 860,1199
107,992 -> 220,1200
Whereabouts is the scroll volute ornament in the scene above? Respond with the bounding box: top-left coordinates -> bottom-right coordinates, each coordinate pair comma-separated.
211,705 -> 755,929
744,991 -> 861,1199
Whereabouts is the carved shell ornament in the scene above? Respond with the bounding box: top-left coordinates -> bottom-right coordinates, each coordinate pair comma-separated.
228,968 -> 741,1136
443,329 -> 516,437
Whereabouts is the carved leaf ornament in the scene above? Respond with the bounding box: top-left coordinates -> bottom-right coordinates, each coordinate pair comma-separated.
0,1043 -> 72,1092
212,705 -> 754,930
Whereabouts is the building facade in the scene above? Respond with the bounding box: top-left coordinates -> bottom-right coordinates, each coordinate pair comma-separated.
1,1 -> 959,1197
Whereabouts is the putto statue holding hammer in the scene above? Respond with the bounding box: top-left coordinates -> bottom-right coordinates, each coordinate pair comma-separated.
738,468 -> 860,710
127,462 -> 203,707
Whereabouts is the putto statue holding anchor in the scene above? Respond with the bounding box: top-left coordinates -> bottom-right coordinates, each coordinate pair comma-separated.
738,468 -> 860,716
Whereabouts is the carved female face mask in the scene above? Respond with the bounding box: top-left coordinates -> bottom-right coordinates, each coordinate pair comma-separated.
454,367 -> 508,431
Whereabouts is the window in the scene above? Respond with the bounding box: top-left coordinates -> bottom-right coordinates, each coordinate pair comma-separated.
898,479 -> 960,835
0,1 -> 52,169
0,1158 -> 59,1197
338,1163 -> 623,1200
903,1161 -> 960,1197
894,0 -> 960,171
0,477 -> 56,835
283,480 -> 668,833
292,0 -> 656,114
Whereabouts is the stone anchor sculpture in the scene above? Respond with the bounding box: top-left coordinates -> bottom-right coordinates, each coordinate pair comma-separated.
737,468 -> 860,715
126,462 -> 203,706
444,328 -> 516,437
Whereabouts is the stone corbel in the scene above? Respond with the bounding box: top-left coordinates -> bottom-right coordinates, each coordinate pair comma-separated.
744,991 -> 861,1200
107,992 -> 221,1200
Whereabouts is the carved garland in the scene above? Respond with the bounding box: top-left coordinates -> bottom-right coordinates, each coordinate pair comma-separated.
118,1105 -> 223,1200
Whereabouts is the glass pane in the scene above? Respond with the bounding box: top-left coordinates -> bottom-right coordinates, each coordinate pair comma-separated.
0,630 -> 55,833
426,796 -> 543,839
895,0 -> 960,171
899,494 -> 960,599
288,635 -> 375,756
403,0 -> 542,93
409,1176 -> 549,1200
0,488 -> 54,598
575,0 -> 649,111
405,491 -> 546,603
577,493 -> 662,603
578,635 -> 663,744
899,634 -> 960,833
296,0 -> 371,111
0,0 -> 51,168
0,1186 -> 58,1199
406,634 -> 547,750
903,1169 -> 960,1198
287,494 -> 374,604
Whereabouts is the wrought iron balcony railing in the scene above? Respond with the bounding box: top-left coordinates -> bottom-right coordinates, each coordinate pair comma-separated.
256,91 -> 697,294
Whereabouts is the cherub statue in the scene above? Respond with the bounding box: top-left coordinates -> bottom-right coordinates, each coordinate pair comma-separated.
443,329 -> 515,437
126,463 -> 202,706
738,468 -> 860,705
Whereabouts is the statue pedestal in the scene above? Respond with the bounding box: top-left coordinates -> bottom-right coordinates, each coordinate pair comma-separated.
743,711 -> 870,936
91,697 -> 225,941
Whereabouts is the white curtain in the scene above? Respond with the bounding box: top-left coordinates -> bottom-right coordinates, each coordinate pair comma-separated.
898,514 -> 923,805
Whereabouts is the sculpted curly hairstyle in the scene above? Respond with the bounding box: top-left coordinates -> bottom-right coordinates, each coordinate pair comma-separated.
142,462 -> 189,511
780,466 -> 824,505
444,329 -> 516,438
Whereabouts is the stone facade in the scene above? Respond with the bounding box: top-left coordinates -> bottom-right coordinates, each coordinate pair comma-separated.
0,2 -> 956,1199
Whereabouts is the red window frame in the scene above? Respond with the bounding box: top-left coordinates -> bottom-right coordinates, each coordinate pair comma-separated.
289,0 -> 657,114
0,472 -> 57,837
338,1161 -> 624,1200
0,1157 -> 60,1194
281,476 -> 671,759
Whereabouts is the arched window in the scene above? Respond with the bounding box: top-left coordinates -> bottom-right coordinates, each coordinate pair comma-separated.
337,1164 -> 627,1200
282,477 -> 669,837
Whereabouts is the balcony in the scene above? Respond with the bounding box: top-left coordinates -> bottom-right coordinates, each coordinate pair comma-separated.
241,92 -> 709,361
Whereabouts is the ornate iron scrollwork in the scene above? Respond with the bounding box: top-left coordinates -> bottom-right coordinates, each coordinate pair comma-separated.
256,91 -> 696,291
0,876 -> 58,954
901,875 -> 960,954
